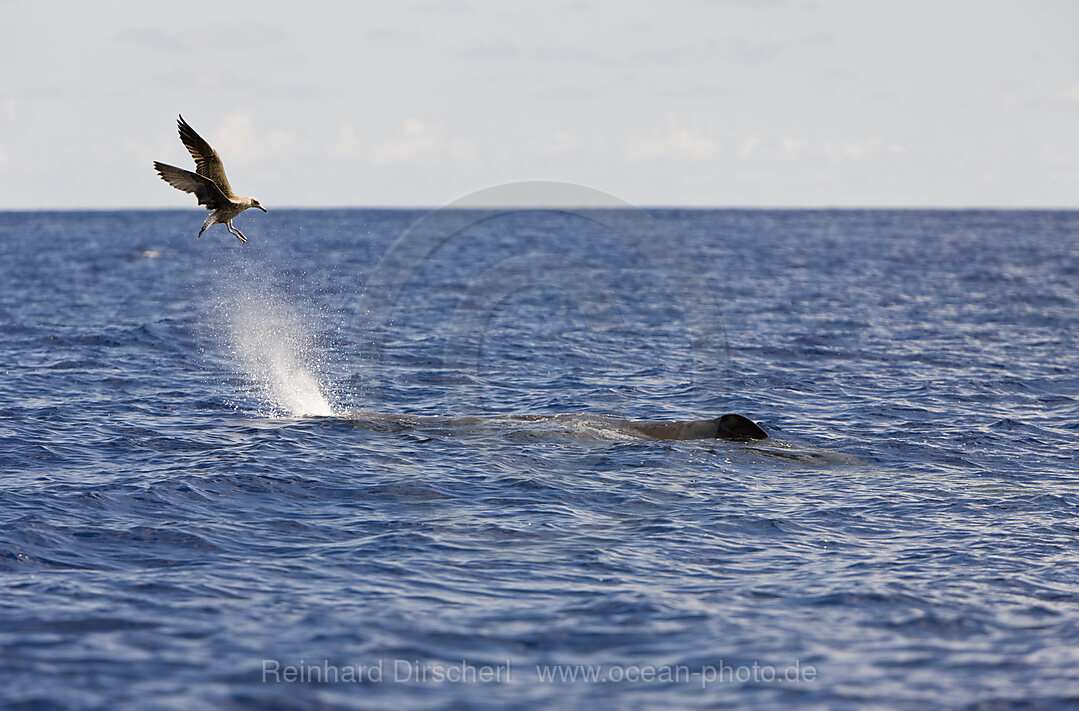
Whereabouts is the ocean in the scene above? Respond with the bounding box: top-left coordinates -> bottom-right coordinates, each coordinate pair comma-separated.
1,200 -> 1077,709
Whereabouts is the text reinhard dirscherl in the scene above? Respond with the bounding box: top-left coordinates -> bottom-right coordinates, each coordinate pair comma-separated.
261,659 -> 818,688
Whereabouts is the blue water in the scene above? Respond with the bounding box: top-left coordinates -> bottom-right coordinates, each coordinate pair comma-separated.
1,203 -> 1077,709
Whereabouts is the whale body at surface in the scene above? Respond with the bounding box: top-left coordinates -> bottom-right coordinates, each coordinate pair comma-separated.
623,413 -> 768,441
343,411 -> 768,443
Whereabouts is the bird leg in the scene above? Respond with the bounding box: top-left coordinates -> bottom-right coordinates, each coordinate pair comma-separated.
225,221 -> 248,244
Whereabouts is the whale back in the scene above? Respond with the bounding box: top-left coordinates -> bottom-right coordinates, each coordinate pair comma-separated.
713,414 -> 768,441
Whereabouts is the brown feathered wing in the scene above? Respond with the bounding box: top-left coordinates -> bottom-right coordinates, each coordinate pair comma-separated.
177,114 -> 237,199
153,162 -> 230,210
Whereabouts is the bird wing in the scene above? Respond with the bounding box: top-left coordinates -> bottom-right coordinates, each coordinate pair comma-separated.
176,115 -> 237,198
153,162 -> 230,210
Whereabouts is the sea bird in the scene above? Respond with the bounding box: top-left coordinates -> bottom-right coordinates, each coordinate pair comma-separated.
153,115 -> 266,243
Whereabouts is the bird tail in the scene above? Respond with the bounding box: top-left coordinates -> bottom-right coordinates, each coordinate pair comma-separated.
198,214 -> 215,239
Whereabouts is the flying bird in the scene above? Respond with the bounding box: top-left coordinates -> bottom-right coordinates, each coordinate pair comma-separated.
153,115 -> 266,243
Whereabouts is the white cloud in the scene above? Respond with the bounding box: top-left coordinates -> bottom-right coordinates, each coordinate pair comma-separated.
213,112 -> 297,163
330,119 -> 475,166
215,113 -> 256,158
114,24 -> 287,54
756,136 -> 905,163
624,120 -> 718,162
536,131 -> 579,157
779,137 -> 805,160
330,123 -> 362,158
0,103 -> 12,164
822,137 -> 905,162
1055,83 -> 1079,103
370,119 -> 440,165
448,138 -> 477,162
1039,145 -> 1072,167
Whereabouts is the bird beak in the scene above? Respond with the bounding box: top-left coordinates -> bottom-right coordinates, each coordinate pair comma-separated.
258,205 -> 268,213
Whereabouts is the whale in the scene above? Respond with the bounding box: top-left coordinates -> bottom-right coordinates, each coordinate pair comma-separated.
338,410 -> 863,464
344,412 -> 768,443
621,413 -> 768,441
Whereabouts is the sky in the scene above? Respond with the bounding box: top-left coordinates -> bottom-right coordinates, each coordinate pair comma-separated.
1,0 -> 1077,209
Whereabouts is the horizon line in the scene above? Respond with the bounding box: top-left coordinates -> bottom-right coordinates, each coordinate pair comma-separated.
3,204 -> 1078,213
